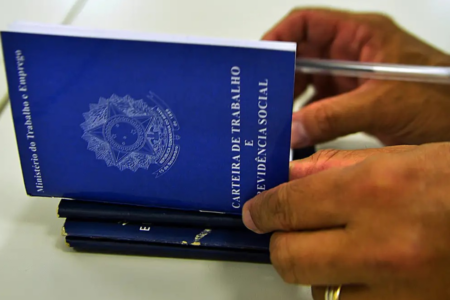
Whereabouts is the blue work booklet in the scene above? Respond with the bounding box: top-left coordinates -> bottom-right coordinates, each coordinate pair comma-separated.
66,237 -> 271,264
1,22 -> 297,215
63,219 -> 271,264
59,198 -> 271,263
63,219 -> 270,251
57,198 -> 245,229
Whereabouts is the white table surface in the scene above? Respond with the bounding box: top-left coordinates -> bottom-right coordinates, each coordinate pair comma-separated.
0,1 -> 448,299
0,0 -> 80,110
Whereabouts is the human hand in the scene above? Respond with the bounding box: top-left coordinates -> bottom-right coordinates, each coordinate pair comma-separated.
242,143 -> 450,300
263,8 -> 450,147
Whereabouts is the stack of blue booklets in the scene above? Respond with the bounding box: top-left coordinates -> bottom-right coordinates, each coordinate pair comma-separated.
1,22 -> 314,263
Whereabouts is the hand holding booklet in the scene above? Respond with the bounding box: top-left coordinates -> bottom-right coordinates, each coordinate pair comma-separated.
1,22 -> 313,263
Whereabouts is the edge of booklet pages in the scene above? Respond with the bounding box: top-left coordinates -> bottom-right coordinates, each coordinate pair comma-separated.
4,21 -> 297,52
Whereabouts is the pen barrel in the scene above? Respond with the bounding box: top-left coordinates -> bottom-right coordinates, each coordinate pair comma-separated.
295,58 -> 450,84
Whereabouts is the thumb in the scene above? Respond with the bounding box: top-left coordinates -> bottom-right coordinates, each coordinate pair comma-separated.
291,85 -> 379,148
290,145 -> 416,180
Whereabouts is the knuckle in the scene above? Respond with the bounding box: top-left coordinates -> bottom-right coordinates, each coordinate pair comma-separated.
370,237 -> 431,275
358,159 -> 411,199
397,245 -> 431,272
288,7 -> 303,16
310,149 -> 341,165
354,23 -> 374,36
311,103 -> 339,137
288,7 -> 316,16
286,8 -> 309,21
353,22 -> 387,54
270,184 -> 297,230
270,233 -> 317,285
290,248 -> 319,285
270,233 -> 298,284
363,12 -> 394,25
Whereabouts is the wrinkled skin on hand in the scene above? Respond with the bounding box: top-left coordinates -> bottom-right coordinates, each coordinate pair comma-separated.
262,8 -> 450,147
243,143 -> 450,300
244,8 -> 450,300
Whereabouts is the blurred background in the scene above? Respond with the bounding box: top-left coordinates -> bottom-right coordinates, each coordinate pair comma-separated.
0,1 -> 449,300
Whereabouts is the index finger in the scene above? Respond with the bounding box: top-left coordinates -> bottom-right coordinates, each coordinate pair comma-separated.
242,165 -> 356,234
263,8 -> 342,46
262,8 -> 375,98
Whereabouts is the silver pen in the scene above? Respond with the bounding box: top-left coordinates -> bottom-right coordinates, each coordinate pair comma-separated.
295,58 -> 450,84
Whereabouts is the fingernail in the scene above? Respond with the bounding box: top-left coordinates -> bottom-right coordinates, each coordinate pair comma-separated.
242,205 -> 262,234
291,121 -> 309,148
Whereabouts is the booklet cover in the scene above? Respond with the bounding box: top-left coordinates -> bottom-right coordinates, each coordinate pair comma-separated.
1,23 -> 296,214
58,198 -> 245,229
62,219 -> 271,251
66,236 -> 271,264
